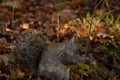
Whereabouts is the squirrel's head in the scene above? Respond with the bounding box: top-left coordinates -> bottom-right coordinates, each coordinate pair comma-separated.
72,36 -> 91,54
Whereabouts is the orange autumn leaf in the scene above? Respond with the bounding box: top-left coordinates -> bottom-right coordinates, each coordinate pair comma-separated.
94,26 -> 105,33
78,27 -> 88,37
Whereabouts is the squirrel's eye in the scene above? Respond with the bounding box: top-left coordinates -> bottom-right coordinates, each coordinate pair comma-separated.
81,43 -> 86,47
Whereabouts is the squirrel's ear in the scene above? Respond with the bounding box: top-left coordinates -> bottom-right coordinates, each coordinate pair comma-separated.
67,37 -> 74,44
67,36 -> 76,45
68,34 -> 83,43
67,35 -> 79,43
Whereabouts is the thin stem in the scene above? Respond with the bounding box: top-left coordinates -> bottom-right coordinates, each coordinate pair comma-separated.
91,0 -> 104,15
12,6 -> 15,28
103,8 -> 120,16
57,13 -> 60,41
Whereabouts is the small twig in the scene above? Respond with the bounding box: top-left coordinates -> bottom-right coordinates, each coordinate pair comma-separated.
105,0 -> 111,10
103,8 -> 120,16
57,13 -> 60,41
93,0 -> 104,12
12,6 -> 15,28
90,0 -> 104,15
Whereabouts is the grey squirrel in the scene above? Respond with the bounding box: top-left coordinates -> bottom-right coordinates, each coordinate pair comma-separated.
14,30 -> 91,80
39,37 -> 91,80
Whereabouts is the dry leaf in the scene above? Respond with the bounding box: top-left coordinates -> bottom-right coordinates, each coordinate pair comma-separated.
21,23 -> 29,30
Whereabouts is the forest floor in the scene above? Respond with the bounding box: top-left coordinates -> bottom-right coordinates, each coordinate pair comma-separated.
0,0 -> 120,80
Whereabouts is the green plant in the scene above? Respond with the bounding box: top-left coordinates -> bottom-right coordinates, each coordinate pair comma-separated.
77,63 -> 91,76
116,14 -> 120,22
92,65 -> 104,76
